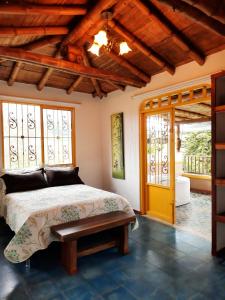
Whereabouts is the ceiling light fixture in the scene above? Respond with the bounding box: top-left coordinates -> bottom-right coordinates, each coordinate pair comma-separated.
88,11 -> 132,56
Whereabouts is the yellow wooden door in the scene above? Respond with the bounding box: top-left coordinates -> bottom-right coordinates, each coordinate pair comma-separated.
145,108 -> 175,224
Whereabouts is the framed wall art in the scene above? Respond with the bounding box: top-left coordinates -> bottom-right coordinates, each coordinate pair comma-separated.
111,112 -> 125,179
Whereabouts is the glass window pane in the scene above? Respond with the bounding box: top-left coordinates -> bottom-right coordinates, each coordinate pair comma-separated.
2,103 -> 41,170
43,108 -> 72,165
147,112 -> 170,186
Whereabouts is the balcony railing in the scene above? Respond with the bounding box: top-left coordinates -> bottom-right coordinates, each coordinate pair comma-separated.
183,155 -> 211,175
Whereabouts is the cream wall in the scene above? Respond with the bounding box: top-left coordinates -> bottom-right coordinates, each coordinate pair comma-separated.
100,49 -> 225,210
0,49 -> 225,209
0,81 -> 103,189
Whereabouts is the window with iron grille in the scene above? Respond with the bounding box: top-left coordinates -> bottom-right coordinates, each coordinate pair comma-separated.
1,102 -> 75,170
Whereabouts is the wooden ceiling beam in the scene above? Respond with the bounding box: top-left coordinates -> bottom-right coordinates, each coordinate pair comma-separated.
108,19 -> 175,75
175,116 -> 211,124
8,36 -> 64,86
76,19 -> 106,47
102,48 -> 151,83
156,0 -> 225,36
0,27 -> 69,37
61,0 -> 119,47
23,36 -> 63,51
82,49 -> 105,99
0,4 -> 87,16
180,0 -> 225,24
67,76 -> 84,94
0,47 -> 144,88
134,0 -> 205,65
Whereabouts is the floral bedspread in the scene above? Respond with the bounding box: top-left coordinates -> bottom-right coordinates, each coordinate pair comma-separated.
2,184 -> 136,263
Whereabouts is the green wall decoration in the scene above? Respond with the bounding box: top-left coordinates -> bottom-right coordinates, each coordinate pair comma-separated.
111,112 -> 125,179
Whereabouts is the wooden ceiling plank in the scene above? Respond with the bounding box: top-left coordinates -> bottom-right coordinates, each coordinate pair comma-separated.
0,47 -> 144,88
82,49 -> 105,99
156,0 -> 225,36
102,48 -> 151,83
134,0 -> 205,65
0,4 -> 87,16
67,76 -> 84,94
108,19 -> 175,75
61,0 -> 119,47
0,27 -> 69,37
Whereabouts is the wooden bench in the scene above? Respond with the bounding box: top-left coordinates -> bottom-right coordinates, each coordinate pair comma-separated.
51,211 -> 136,275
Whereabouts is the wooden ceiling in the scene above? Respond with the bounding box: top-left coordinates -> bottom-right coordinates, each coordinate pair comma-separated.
0,0 -> 224,98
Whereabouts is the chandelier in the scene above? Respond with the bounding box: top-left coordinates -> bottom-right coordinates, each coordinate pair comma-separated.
88,11 -> 132,56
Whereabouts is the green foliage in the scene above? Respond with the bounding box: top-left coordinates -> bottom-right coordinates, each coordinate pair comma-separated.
183,131 -> 211,156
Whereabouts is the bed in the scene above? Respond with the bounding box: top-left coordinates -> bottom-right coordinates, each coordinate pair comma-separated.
0,182 -> 136,263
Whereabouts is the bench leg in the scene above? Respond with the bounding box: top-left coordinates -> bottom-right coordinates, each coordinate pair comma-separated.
61,240 -> 77,275
119,224 -> 129,255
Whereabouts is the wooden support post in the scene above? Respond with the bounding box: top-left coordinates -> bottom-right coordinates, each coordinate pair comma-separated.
156,0 -> 225,36
37,50 -> 61,91
108,19 -> 175,75
0,4 -> 87,15
82,49 -> 105,99
7,62 -> 22,86
61,240 -> 77,275
67,76 -> 84,94
119,225 -> 129,255
133,0 -> 205,65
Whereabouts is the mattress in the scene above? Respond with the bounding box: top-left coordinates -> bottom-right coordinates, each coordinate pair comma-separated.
2,184 -> 136,263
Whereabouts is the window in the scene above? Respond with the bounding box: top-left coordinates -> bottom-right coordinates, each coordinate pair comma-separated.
1,102 -> 75,170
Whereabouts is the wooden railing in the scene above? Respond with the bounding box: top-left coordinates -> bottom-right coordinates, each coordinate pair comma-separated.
183,155 -> 211,175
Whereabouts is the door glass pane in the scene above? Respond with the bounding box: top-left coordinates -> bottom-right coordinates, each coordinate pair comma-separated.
147,112 -> 170,186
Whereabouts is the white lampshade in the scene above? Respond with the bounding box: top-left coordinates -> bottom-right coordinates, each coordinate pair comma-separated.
94,30 -> 108,47
119,42 -> 132,55
88,42 -> 100,56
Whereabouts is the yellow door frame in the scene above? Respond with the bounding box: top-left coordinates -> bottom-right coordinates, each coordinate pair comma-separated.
139,84 -> 211,218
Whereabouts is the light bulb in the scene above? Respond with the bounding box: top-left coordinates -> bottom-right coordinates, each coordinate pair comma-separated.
119,42 -> 132,55
88,43 -> 100,56
94,30 -> 108,47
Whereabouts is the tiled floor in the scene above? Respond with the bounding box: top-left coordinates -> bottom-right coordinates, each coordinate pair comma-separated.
176,193 -> 211,240
0,215 -> 225,300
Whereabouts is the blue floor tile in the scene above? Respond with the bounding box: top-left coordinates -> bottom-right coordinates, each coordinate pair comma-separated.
103,286 -> 136,300
0,216 -> 225,300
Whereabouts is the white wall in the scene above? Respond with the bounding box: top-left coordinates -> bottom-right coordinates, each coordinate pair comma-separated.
0,49 -> 225,209
0,81 -> 103,189
100,49 -> 225,211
